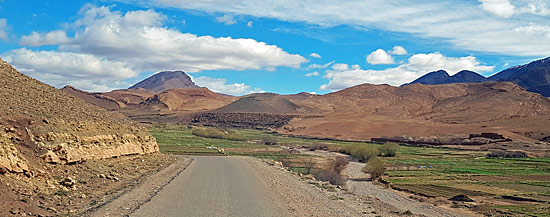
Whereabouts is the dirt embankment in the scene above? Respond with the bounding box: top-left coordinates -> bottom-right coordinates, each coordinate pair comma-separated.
0,153 -> 176,216
0,58 -> 163,216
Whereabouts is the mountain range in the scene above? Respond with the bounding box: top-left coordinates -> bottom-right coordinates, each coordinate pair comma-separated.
58,57 -> 550,156
409,56 -> 550,96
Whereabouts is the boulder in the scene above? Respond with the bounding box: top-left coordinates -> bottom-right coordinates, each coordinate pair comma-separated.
41,151 -> 60,164
449,194 -> 475,202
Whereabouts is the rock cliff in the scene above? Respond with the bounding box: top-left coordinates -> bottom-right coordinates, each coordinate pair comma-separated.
0,59 -> 158,174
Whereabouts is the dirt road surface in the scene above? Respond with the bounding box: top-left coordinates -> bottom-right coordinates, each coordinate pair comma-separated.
131,156 -> 290,217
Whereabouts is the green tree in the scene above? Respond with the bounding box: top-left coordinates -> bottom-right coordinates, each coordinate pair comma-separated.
378,142 -> 399,157
362,157 -> 386,181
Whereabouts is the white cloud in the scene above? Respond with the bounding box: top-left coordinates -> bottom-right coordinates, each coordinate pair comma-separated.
514,23 -> 550,38
310,52 -> 322,58
307,61 -> 334,69
59,6 -> 306,72
7,5 -> 306,91
479,0 -> 550,18
247,21 -> 253,27
366,49 -> 394,65
192,76 -> 263,95
1,48 -> 137,92
0,18 -> 7,40
216,14 -> 236,25
20,30 -> 71,46
320,52 -> 494,91
390,46 -> 407,55
479,0 -> 516,18
305,71 -> 319,77
145,0 -> 550,56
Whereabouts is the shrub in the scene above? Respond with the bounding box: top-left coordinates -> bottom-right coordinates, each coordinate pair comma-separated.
280,158 -> 292,167
378,143 -> 399,157
313,169 -> 345,186
487,151 -> 528,158
328,156 -> 349,174
309,143 -> 329,151
362,157 -> 386,181
340,146 -> 378,162
303,157 -> 316,174
261,135 -> 278,145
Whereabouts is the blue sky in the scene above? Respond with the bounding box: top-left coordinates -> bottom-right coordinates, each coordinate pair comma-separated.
0,0 -> 549,95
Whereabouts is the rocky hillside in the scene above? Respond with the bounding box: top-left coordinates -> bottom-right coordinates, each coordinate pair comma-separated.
0,59 -> 158,174
129,71 -> 199,92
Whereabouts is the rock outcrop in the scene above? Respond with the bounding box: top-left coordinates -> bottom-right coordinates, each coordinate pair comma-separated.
0,59 -> 158,174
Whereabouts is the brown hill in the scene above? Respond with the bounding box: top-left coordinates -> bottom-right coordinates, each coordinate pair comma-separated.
61,85 -> 124,110
215,93 -> 300,113
281,82 -> 550,154
129,71 -> 198,92
0,59 -> 158,174
63,85 -> 237,124
140,88 -> 236,111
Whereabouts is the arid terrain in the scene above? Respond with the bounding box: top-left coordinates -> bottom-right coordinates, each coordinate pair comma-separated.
4,56 -> 550,216
0,59 -> 168,216
67,74 -> 550,157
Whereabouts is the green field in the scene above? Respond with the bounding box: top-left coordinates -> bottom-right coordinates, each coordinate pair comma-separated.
150,125 -> 550,216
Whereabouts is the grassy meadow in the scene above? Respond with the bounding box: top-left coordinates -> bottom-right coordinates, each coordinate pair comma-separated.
150,125 -> 550,216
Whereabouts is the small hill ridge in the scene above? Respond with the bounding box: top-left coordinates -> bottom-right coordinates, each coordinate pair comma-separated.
140,88 -> 236,111
214,93 -> 300,113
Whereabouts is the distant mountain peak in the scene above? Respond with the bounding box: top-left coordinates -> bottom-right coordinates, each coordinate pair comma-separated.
407,69 -> 488,86
129,70 -> 199,92
489,56 -> 550,96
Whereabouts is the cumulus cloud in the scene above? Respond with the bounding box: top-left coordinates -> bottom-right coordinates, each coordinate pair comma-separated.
216,14 -> 236,25
305,71 -> 319,77
366,49 -> 394,65
479,0 -> 516,18
20,30 -> 71,46
1,48 -> 137,91
310,52 -> 322,58
320,52 -> 494,91
8,5 -> 306,91
192,76 -> 263,95
0,18 -> 7,40
390,46 -> 407,55
143,0 -> 550,56
307,61 -> 334,69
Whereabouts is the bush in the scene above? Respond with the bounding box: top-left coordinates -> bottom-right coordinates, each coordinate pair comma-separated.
261,135 -> 278,145
487,151 -> 528,158
378,143 -> 399,157
340,146 -> 378,162
309,143 -> 329,151
362,157 -> 386,181
313,169 -> 345,186
328,156 -> 349,174
191,127 -> 247,141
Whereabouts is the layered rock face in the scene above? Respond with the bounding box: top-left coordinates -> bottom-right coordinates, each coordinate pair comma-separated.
0,59 -> 158,174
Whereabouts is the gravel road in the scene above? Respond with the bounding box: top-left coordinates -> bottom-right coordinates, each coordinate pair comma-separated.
344,162 -> 476,217
131,156 -> 290,217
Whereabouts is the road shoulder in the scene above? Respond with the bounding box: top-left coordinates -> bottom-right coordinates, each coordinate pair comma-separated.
86,156 -> 193,217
